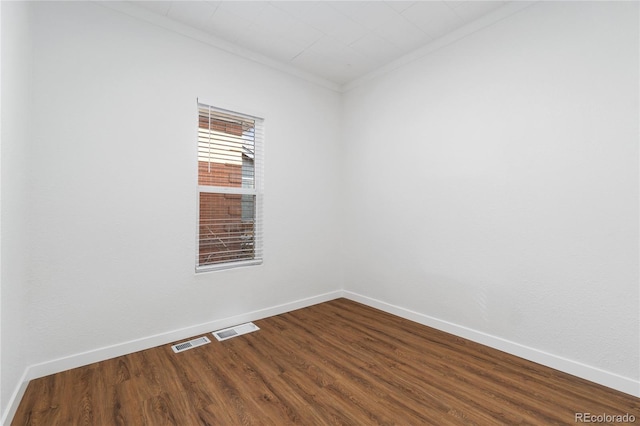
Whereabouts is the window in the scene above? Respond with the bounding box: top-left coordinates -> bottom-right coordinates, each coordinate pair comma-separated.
197,101 -> 263,271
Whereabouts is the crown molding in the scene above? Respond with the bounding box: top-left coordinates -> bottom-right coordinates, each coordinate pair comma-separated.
95,1 -> 342,93
342,1 -> 538,93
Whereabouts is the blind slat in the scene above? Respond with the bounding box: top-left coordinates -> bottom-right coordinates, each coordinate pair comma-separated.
197,101 -> 263,270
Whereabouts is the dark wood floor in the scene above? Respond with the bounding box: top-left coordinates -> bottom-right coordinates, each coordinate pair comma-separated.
12,298 -> 640,425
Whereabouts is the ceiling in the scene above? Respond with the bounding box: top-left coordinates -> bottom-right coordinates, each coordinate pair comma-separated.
129,1 -> 509,86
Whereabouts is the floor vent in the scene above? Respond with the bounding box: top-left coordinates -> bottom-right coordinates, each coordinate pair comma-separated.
213,322 -> 260,341
171,336 -> 211,353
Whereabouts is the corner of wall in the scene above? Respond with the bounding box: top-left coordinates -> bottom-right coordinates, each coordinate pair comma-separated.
1,0 -> 32,422
343,291 -> 640,398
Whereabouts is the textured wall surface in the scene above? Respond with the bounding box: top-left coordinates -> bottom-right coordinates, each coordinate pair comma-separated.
2,1 -> 639,419
21,0 -> 343,385
342,1 -> 639,382
1,0 -> 31,415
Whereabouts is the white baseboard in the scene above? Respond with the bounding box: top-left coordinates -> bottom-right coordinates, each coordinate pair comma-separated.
26,289 -> 343,381
5,288 -> 638,425
2,290 -> 343,425
343,290 -> 640,398
1,370 -> 29,426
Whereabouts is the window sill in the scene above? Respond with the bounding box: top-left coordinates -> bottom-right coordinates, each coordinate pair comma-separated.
196,258 -> 263,273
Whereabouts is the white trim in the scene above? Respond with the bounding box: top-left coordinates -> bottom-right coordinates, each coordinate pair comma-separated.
25,290 -> 341,380
342,1 -> 537,93
198,185 -> 256,196
96,2 -> 340,93
95,1 -> 535,94
1,369 -> 29,426
196,102 -> 264,272
342,290 -> 640,398
195,258 -> 263,273
2,289 -> 344,425
4,288 -> 639,424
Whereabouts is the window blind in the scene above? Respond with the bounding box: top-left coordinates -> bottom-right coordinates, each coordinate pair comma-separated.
197,102 -> 263,271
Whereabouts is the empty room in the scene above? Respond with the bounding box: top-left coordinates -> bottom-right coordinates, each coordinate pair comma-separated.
1,0 -> 639,424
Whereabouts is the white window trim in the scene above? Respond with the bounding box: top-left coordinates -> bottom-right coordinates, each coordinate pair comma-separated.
195,100 -> 264,273
198,186 -> 257,195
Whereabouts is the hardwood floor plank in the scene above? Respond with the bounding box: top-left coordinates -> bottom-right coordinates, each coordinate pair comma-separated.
324,299 -> 640,421
12,299 -> 640,425
283,305 -> 527,424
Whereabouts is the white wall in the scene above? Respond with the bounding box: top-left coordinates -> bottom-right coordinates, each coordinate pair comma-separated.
19,0 -> 342,383
1,0 -> 31,417
3,1 -> 639,420
343,1 -> 639,386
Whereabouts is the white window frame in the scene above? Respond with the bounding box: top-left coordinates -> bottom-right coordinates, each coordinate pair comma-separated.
196,100 -> 264,272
